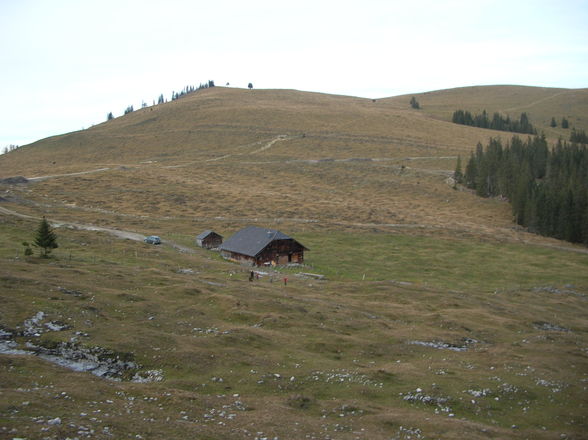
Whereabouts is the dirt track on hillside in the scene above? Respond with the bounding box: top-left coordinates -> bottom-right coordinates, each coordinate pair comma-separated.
0,206 -> 194,253
28,168 -> 111,182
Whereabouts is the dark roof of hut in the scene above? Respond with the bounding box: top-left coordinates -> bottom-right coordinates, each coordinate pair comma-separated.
196,230 -> 222,240
219,226 -> 307,257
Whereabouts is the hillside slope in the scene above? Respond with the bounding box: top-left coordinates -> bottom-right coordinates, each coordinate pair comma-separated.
383,85 -> 588,138
2,85 -> 586,245
1,85 -> 587,439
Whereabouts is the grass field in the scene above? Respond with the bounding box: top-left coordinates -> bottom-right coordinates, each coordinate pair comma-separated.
1,85 -> 587,439
300,231 -> 588,290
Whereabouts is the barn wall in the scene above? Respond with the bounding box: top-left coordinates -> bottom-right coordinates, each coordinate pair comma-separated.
202,235 -> 222,249
220,250 -> 256,265
256,239 -> 305,265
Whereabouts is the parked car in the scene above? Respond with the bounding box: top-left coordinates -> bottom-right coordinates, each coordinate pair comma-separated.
144,235 -> 161,245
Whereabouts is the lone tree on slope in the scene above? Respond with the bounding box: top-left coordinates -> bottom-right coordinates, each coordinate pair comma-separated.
34,217 -> 58,257
248,82 -> 253,90
410,96 -> 420,109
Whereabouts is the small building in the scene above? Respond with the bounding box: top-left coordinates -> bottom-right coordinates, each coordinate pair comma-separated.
219,226 -> 308,266
195,230 -> 223,249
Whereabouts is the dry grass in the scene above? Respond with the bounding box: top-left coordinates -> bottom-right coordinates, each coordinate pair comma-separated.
1,86 -> 588,439
384,85 -> 588,137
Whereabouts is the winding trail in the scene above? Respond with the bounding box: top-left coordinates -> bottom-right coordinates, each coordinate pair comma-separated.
0,206 -> 194,253
501,90 -> 571,113
28,168 -> 111,182
204,134 -> 292,162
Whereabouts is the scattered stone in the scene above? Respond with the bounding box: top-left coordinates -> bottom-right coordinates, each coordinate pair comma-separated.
45,321 -> 72,331
464,388 -> 492,397
132,369 -> 164,383
177,268 -> 195,274
532,286 -> 585,298
192,327 -> 231,336
0,340 -> 28,355
19,340 -> 153,381
57,286 -> 86,297
533,321 -> 570,332
536,379 -> 565,393
402,388 -> 452,413
407,338 -> 478,352
0,327 -> 13,339
308,369 -> 383,388
47,417 -> 61,425
498,382 -> 519,394
23,311 -> 45,336
392,426 -> 424,440
0,176 -> 28,184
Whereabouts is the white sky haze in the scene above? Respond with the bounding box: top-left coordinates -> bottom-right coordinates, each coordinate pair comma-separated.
1,0 -> 587,149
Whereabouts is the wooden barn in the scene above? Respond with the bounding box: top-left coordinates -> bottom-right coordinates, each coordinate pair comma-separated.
219,226 -> 308,266
195,230 -> 223,249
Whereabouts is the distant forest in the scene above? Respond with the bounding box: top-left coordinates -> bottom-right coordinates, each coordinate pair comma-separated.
452,110 -> 537,135
455,135 -> 588,245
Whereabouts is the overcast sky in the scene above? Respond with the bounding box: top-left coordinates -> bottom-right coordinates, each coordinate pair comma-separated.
1,0 -> 587,149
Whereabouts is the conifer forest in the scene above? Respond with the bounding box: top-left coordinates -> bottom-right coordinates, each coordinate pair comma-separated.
458,135 -> 588,245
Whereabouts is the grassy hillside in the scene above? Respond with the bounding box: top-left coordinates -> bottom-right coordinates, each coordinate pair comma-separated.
384,85 -> 588,138
1,85 -> 587,439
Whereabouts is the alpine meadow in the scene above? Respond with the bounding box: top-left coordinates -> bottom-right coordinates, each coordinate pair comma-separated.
1,85 -> 587,440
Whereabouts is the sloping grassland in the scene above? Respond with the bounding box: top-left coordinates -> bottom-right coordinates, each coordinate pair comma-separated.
1,86 -> 587,439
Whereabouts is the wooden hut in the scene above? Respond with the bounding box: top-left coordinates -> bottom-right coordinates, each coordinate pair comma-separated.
195,230 -> 223,249
219,226 -> 307,266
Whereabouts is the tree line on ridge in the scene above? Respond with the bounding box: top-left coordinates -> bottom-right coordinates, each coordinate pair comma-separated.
452,109 -> 536,134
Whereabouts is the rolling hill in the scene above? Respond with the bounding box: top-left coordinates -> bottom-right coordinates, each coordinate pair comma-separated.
1,85 -> 587,440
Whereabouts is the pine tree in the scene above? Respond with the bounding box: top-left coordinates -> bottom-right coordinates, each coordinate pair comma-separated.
34,217 -> 58,257
454,155 -> 463,184
410,97 -> 420,109
464,152 -> 477,188
550,117 -> 557,128
107,112 -> 114,121
561,117 -> 569,129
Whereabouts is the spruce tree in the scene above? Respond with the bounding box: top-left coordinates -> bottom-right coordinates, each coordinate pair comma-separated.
550,117 -> 557,128
34,217 -> 58,257
464,152 -> 477,188
454,155 -> 463,184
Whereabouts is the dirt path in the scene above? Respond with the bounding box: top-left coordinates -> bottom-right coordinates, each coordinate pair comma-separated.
205,134 -> 292,162
28,168 -> 111,182
250,135 -> 289,154
501,90 -> 571,113
0,206 -> 194,253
